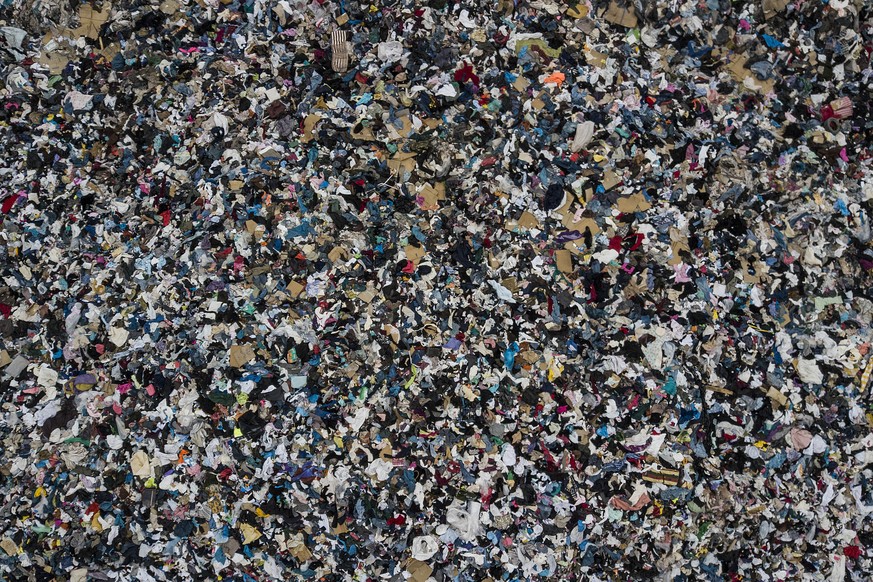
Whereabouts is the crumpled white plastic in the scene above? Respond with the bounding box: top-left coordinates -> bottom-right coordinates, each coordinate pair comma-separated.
410,535 -> 439,561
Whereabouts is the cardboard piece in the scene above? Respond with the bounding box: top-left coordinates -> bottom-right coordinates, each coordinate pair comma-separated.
517,211 -> 540,229
351,123 -> 376,140
386,113 -> 415,139
0,538 -> 18,556
287,281 -> 306,298
601,170 -> 620,191
501,277 -> 519,292
762,0 -> 789,19
603,2 -> 638,28
566,3 -> 589,18
405,244 -> 426,265
726,56 -> 775,94
301,114 -> 322,142
229,344 -> 256,368
513,75 -> 531,92
387,151 -> 417,176
289,541 -> 313,561
71,3 -> 112,39
555,249 -> 573,273
328,247 -> 349,263
616,193 -> 652,213
766,386 -> 788,407
406,559 -> 433,582
417,182 -> 446,210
